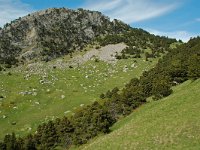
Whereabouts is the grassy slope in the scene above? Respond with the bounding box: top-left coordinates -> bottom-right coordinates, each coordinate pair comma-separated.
77,79 -> 200,150
0,54 -> 157,139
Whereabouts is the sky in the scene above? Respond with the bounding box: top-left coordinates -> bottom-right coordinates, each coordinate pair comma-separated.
0,0 -> 200,42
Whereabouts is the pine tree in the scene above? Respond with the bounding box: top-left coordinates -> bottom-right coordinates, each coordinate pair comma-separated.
23,134 -> 36,150
188,54 -> 200,79
56,117 -> 74,147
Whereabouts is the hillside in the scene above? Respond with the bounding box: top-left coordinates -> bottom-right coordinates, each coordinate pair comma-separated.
0,44 -> 159,139
76,79 -> 200,150
0,7 -> 199,150
0,8 -> 177,140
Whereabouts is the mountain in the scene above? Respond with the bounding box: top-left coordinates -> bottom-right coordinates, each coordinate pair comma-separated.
0,8 -> 177,68
0,8 -> 130,65
1,7 -> 199,150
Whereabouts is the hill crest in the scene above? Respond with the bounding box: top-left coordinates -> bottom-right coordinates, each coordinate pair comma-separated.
0,8 -> 130,65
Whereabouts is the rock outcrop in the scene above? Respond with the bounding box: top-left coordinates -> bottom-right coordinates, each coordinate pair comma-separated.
0,8 -> 130,65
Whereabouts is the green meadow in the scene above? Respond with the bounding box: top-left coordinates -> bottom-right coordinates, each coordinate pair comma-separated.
0,55 -> 158,139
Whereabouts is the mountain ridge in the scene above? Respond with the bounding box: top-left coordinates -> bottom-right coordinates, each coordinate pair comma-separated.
0,7 -> 130,65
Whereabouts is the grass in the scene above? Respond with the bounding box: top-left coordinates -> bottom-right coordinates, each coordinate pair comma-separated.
0,54 -> 157,139
75,79 -> 200,150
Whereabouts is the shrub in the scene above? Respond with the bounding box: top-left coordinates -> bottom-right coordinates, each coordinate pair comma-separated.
95,58 -> 99,62
8,72 -> 12,76
100,93 -> 105,99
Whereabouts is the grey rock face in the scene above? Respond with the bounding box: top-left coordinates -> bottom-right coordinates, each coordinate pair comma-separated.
0,8 -> 130,64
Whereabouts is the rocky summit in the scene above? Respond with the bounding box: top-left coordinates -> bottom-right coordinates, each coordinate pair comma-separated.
0,8 -> 130,65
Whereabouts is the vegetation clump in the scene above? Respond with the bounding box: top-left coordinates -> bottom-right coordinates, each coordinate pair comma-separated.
97,29 -> 178,59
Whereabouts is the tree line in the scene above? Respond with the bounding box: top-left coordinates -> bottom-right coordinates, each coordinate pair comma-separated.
96,28 -> 178,59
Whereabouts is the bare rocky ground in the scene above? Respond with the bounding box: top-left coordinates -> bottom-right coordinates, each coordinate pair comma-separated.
15,43 -> 127,75
66,43 -> 127,66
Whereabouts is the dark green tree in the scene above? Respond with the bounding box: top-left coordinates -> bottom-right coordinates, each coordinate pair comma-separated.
23,134 -> 36,150
56,117 -> 74,148
188,54 -> 200,79
3,133 -> 17,150
152,76 -> 172,100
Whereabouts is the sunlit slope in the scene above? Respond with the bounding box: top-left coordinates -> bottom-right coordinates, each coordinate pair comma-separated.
0,54 -> 157,139
80,79 -> 200,150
